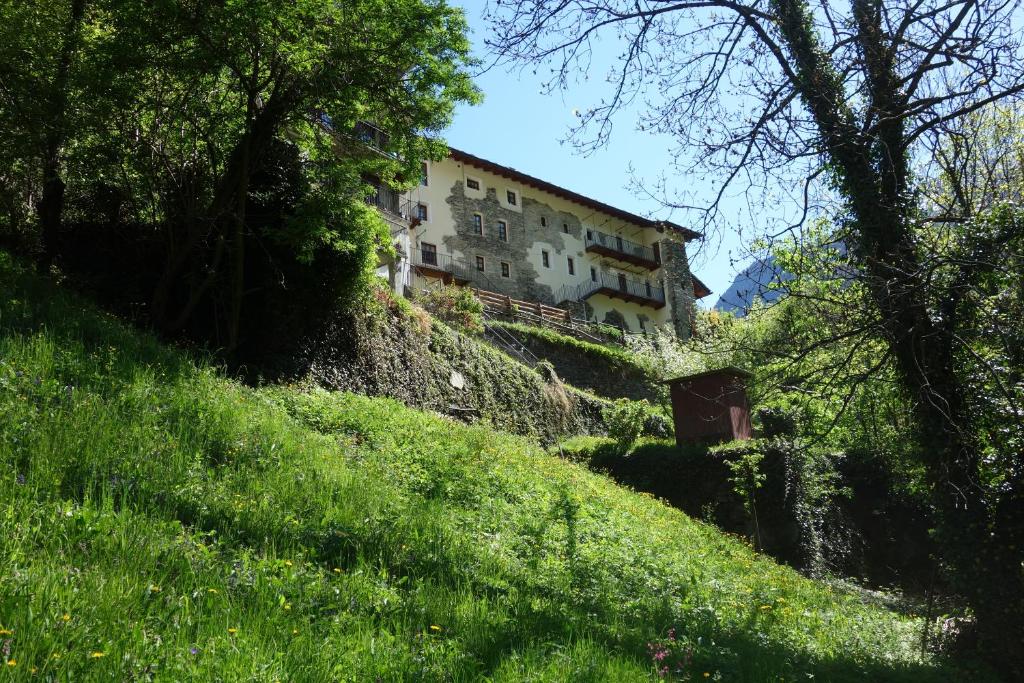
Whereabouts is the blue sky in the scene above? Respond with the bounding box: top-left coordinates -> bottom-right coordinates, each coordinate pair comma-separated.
443,0 -> 760,304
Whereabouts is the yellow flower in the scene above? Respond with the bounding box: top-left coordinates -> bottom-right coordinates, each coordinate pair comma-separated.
0,628 -> 12,636
61,614 -> 70,622
6,659 -> 15,667
760,605 -> 772,610
292,629 -> 299,635
284,560 -> 293,567
333,568 -> 342,574
90,651 -> 105,658
207,589 -> 218,594
30,666 -> 37,674
703,674 -> 710,678
429,625 -> 441,632
227,628 -> 238,635
149,585 -> 161,593
283,603 -> 291,611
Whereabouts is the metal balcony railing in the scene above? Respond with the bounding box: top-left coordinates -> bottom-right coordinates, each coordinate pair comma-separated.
584,230 -> 659,266
365,184 -> 410,218
353,121 -> 390,152
558,270 -> 665,307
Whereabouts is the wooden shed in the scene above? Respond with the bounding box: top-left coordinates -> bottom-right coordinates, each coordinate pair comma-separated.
664,367 -> 753,446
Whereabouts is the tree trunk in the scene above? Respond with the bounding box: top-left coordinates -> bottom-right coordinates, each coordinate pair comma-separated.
150,85 -> 294,338
36,0 -> 87,272
769,0 -> 1024,673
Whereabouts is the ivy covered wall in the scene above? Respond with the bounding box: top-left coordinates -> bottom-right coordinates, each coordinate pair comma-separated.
303,299 -> 668,444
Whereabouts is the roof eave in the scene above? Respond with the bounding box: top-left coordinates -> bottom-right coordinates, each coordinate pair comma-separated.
448,147 -> 702,241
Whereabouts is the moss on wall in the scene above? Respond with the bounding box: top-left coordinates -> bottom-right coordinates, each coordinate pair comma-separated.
487,320 -> 664,403
302,300 -> 667,444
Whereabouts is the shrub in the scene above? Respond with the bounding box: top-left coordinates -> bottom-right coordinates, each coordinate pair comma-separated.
416,285 -> 484,334
604,398 -> 650,450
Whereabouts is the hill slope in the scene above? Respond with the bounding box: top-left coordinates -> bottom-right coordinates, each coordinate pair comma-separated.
0,253 -> 988,681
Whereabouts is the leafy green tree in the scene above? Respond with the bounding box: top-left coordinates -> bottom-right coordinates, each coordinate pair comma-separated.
1,0 -> 479,354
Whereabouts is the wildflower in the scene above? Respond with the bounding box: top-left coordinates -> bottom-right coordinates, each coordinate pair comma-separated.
207,588 -> 218,594
333,568 -> 342,574
90,651 -> 105,658
0,629 -> 11,636
284,561 -> 293,567
704,674 -> 711,678
31,666 -> 37,674
61,614 -> 70,622
227,628 -> 238,635
429,625 -> 441,632
283,603 -> 291,611
292,629 -> 298,635
189,647 -> 198,656
149,585 -> 161,593
760,605 -> 772,610
6,659 -> 15,667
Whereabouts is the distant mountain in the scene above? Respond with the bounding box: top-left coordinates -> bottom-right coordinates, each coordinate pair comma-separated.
714,255 -> 792,316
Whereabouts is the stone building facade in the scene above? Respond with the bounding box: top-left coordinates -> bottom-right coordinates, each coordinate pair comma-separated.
385,148 -> 709,338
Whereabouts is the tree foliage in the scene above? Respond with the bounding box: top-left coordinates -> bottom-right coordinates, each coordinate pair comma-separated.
0,0 -> 479,354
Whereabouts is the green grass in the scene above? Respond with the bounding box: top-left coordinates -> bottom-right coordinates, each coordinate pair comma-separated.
0,252 -> 993,681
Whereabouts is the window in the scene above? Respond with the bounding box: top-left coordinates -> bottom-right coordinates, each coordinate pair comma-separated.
497,220 -> 508,242
501,261 -> 511,278
540,216 -> 547,227
416,203 -> 428,221
586,229 -> 593,240
420,242 -> 437,266
590,267 -> 597,282
541,250 -> 550,268
645,281 -> 652,297
562,224 -> 569,234
567,257 -> 575,275
476,256 -> 485,272
472,213 -> 483,235
420,162 -> 429,186
466,177 -> 480,191
506,190 -> 517,206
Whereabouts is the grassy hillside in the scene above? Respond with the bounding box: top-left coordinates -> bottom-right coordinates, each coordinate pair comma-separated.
0,253 -> 990,681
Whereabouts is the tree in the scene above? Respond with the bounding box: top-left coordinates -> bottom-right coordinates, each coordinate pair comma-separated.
126,0 -> 478,350
0,0 -> 94,268
1,0 -> 479,354
488,0 -> 1024,675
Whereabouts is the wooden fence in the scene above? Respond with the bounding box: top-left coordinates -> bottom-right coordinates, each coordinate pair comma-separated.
472,288 -> 620,345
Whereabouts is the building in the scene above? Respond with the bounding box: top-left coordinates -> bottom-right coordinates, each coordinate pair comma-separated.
371,141 -> 710,337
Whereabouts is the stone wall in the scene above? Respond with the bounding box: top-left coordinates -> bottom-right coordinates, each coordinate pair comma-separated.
660,236 -> 696,339
304,301 -> 669,445
490,324 -> 664,404
443,180 -> 585,304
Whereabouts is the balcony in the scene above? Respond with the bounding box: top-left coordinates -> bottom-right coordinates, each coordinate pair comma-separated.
584,230 -> 660,269
410,248 -> 505,292
353,121 -> 390,152
365,183 -> 412,233
560,271 -> 666,309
